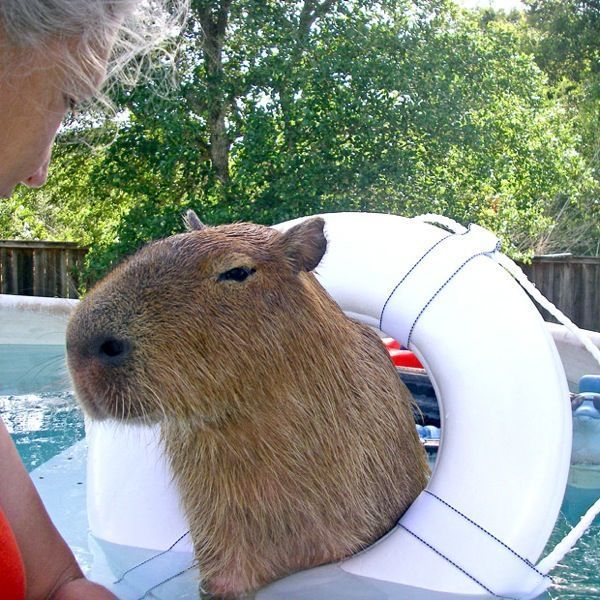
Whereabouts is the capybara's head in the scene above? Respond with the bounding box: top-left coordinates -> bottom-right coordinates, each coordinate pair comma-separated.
67,212 -> 430,597
66,214 -> 327,425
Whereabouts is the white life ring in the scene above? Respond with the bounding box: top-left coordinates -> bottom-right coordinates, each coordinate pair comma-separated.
86,212 -> 571,599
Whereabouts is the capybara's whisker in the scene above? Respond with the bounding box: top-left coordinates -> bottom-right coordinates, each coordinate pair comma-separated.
66,213 -> 429,598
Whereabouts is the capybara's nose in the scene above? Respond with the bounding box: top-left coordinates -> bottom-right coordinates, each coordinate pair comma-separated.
94,336 -> 131,367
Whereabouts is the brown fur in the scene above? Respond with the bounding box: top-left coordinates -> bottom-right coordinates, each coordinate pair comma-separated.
66,216 -> 429,598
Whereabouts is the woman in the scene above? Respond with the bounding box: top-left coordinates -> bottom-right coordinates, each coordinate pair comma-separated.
0,2 -> 186,597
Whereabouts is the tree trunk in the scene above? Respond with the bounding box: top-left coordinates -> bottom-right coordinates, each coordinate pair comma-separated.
192,0 -> 339,184
195,0 -> 233,185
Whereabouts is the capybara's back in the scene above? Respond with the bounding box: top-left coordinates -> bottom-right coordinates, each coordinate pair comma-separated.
66,214 -> 429,598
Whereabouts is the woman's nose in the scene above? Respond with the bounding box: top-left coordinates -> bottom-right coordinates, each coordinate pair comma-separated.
23,158 -> 50,188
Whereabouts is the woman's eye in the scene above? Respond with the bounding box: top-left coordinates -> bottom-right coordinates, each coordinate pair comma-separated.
218,267 -> 256,282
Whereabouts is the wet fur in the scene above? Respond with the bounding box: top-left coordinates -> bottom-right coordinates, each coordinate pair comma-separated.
67,218 -> 429,598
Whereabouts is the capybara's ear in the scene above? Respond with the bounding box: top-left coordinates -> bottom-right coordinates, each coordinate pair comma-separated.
183,209 -> 205,231
281,217 -> 327,273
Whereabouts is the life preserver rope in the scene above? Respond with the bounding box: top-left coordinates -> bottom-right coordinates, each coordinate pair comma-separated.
415,213 -> 600,369
377,230 -> 455,332
398,489 -> 549,600
380,225 -> 501,348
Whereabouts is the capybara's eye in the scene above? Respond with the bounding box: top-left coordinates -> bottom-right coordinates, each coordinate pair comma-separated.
218,266 -> 256,282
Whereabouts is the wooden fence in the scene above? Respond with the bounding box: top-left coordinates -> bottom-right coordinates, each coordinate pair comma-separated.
0,241 -> 597,326
520,255 -> 600,333
0,241 -> 87,299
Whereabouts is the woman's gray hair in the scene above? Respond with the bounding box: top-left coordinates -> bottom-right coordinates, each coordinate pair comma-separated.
0,0 -> 188,100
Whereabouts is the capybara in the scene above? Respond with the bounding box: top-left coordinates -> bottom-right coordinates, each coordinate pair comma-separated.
66,212 -> 429,598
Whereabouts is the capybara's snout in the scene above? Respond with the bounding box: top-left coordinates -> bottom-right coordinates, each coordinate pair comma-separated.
66,310 -> 139,420
66,293 -> 134,381
67,330 -> 131,368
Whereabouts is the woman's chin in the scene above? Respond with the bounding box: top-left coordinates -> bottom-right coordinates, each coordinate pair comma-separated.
0,181 -> 16,198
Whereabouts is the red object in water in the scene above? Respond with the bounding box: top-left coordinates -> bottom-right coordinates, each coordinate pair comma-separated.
382,337 -> 423,369
382,337 -> 401,351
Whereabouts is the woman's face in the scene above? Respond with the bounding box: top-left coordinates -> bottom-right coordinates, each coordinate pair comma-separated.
0,59 -> 67,197
0,39 -> 108,198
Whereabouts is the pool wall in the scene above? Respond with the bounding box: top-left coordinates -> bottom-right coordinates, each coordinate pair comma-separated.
546,323 -> 600,390
0,294 -> 77,345
0,294 -> 78,394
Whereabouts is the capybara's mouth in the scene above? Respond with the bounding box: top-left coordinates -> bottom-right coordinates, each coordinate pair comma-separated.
69,369 -> 151,422
67,348 -> 155,423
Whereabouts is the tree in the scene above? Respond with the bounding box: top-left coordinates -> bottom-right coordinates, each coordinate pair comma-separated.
4,0 -> 596,286
525,0 -> 600,85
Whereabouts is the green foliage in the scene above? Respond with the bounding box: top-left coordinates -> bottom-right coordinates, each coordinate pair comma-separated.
4,0 -> 599,288
522,0 -> 600,253
525,0 -> 600,85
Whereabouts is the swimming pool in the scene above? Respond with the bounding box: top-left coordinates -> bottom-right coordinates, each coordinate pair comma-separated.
3,343 -> 599,600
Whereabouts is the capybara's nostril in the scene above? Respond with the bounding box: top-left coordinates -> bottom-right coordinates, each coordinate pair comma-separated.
96,336 -> 131,366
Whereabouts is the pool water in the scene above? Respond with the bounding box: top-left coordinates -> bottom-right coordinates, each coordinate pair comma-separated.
546,513 -> 600,599
0,343 -> 71,396
1,391 -> 85,472
3,391 -> 600,598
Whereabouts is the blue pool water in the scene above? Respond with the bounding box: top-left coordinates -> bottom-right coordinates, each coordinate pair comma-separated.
1,391 -> 85,472
546,515 -> 600,599
2,347 -> 600,599
0,343 -> 71,396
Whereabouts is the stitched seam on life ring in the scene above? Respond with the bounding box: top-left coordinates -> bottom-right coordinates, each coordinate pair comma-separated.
398,524 -> 517,599
406,244 -> 499,348
378,231 -> 455,332
424,491 -> 550,581
114,530 -> 191,583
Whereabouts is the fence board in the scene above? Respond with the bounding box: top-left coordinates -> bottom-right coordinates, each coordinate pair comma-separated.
0,249 -> 9,294
0,241 -> 87,298
10,249 -> 19,293
33,250 -> 45,296
57,250 -> 67,298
